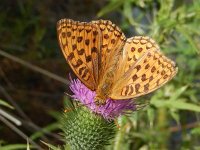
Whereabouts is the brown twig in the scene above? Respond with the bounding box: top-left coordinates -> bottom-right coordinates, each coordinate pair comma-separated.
21,119 -> 62,140
169,121 -> 200,132
0,49 -> 69,85
0,115 -> 43,150
0,82 -> 61,142
0,49 -> 65,142
3,86 -> 63,99
0,84 -> 30,121
0,67 -> 15,90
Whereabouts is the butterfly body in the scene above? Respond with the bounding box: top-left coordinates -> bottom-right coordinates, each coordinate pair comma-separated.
57,19 -> 178,106
95,73 -> 114,105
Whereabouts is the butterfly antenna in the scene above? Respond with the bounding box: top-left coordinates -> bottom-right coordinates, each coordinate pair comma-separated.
64,92 -> 73,98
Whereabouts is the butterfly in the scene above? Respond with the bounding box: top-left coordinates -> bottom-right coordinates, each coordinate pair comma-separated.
57,19 -> 178,106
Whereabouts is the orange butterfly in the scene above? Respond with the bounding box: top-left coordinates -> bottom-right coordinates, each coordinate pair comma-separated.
57,19 -> 178,106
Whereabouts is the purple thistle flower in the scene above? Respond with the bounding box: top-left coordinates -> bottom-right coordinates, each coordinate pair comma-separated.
69,78 -> 136,119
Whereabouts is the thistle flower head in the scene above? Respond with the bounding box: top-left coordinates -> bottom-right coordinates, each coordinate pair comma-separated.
69,78 -> 136,119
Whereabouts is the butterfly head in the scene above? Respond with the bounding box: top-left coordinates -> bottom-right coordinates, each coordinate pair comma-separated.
94,96 -> 107,106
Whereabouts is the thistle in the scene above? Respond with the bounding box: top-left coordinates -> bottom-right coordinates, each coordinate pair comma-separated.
61,79 -> 136,150
69,79 -> 136,119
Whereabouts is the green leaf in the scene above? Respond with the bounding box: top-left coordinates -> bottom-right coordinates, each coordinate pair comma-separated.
150,98 -> 166,108
97,0 -> 124,17
30,122 -> 60,140
169,109 -> 180,124
0,144 -> 31,150
41,141 -> 62,150
152,98 -> 200,112
0,99 -> 14,109
27,140 -> 30,150
191,127 -> 200,135
122,0 -> 145,34
177,26 -> 200,54
147,108 -> 155,128
167,100 -> 200,112
168,85 -> 188,101
131,132 -> 148,141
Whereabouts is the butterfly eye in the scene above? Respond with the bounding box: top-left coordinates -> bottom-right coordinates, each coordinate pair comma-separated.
102,83 -> 109,91
94,97 -> 106,106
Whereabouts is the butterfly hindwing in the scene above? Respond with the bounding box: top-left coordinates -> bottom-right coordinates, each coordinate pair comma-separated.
110,36 -> 178,99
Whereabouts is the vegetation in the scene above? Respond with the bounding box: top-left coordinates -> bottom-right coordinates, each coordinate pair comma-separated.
0,0 -> 199,149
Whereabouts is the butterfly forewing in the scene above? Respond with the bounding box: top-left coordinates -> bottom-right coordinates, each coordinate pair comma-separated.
91,20 -> 126,82
110,36 -> 178,99
57,19 -> 100,90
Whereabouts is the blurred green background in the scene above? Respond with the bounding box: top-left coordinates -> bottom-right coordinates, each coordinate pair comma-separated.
0,0 -> 200,149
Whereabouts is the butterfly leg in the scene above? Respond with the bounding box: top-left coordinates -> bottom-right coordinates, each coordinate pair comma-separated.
114,119 -> 121,129
64,101 -> 82,113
